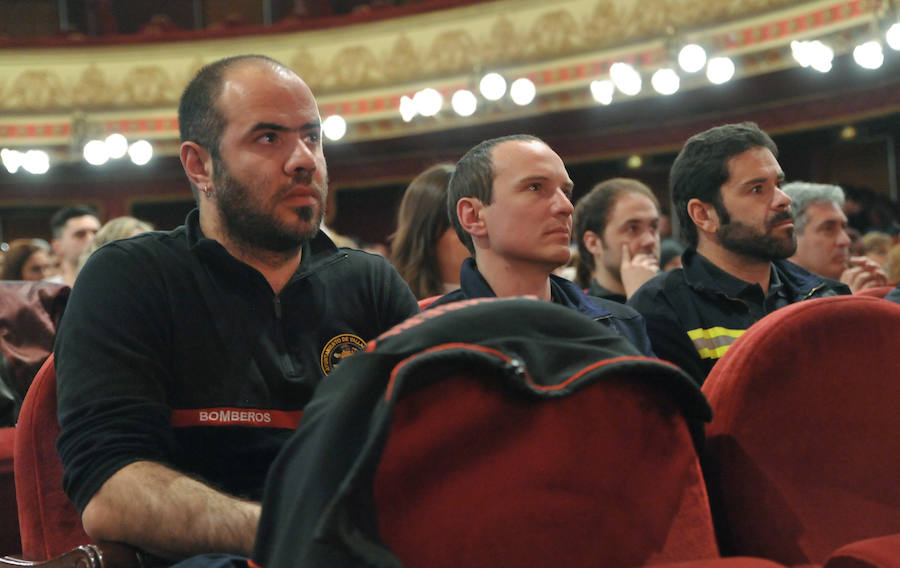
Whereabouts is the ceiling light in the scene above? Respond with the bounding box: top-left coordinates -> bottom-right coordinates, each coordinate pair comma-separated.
413,88 -> 443,117
509,78 -> 536,106
609,62 -> 641,96
399,95 -> 417,122
651,68 -> 680,95
887,23 -> 900,51
626,154 -> 643,169
590,80 -> 614,105
678,44 -> 707,73
322,115 -> 347,141
791,40 -> 834,73
105,133 -> 128,159
84,140 -> 110,166
853,41 -> 884,69
706,56 -> 735,84
1,148 -> 22,173
451,89 -> 477,117
22,150 -> 49,174
128,140 -> 153,165
479,73 -> 507,101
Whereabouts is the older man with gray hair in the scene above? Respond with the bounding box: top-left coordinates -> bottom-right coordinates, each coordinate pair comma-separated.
782,181 -> 888,292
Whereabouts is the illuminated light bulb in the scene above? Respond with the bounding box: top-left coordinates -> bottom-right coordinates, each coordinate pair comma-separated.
706,56 -> 735,84
590,80 -> 614,105
128,140 -> 153,165
479,72 -> 507,101
678,44 -> 707,73
610,62 -> 641,96
651,68 -> 680,95
322,115 -> 347,141
451,89 -> 477,116
509,78 -> 536,106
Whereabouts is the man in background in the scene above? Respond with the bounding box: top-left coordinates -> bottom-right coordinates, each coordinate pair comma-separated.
628,122 -> 849,384
573,178 -> 661,303
47,205 -> 101,287
782,181 -> 888,292
430,134 -> 654,356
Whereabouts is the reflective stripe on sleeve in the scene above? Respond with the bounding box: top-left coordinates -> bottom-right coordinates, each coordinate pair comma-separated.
686,327 -> 746,360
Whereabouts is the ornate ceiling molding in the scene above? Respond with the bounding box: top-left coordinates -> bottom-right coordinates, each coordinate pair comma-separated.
0,0 -> 883,160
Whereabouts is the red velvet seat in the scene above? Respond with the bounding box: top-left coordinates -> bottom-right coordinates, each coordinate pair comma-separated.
14,355 -> 91,560
0,427 -> 16,556
374,371 -> 777,567
703,295 -> 900,566
7,355 -> 140,568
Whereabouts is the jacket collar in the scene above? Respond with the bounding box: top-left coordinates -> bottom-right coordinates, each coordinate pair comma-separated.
459,258 -> 612,318
183,208 -> 340,280
681,248 -> 826,300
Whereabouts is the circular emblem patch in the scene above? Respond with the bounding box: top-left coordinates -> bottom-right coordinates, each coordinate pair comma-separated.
320,333 -> 367,375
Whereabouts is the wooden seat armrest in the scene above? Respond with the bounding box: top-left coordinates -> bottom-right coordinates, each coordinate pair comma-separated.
0,543 -> 145,568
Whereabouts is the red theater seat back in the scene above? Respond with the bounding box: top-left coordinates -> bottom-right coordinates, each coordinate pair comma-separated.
703,295 -> 900,565
375,373 -> 719,568
14,355 -> 93,560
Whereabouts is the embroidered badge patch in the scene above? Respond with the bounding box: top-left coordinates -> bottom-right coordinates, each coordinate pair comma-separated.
320,333 -> 367,374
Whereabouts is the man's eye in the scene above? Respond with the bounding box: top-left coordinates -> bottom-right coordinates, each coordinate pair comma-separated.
528,183 -> 541,191
260,133 -> 277,143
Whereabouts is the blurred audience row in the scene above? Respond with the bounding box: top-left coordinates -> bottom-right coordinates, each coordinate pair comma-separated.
1,180 -> 898,295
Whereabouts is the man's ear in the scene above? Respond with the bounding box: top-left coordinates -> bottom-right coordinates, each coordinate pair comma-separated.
180,142 -> 213,190
687,198 -> 719,235
582,230 -> 604,257
457,197 -> 487,239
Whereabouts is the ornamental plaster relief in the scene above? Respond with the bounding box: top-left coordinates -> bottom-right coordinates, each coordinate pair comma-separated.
0,0 -> 839,116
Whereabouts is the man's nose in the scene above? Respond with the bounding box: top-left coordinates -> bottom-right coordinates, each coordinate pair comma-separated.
773,185 -> 791,209
554,188 -> 574,215
285,140 -> 317,175
836,228 -> 851,247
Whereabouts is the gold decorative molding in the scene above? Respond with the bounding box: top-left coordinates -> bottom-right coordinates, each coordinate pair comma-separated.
0,0 -> 880,157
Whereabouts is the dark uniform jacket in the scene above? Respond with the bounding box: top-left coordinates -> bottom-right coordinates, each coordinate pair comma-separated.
429,258 -> 655,357
55,209 -> 418,512
627,248 -> 850,385
252,298 -> 710,568
886,284 -> 900,304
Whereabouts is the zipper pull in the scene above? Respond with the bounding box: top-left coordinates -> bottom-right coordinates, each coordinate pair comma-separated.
273,295 -> 282,319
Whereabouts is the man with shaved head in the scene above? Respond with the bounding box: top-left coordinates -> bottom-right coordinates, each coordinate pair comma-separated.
54,55 -> 417,560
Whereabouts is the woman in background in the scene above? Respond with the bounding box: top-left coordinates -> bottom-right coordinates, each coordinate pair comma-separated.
1,239 -> 52,281
391,163 -> 469,299
76,216 -> 154,276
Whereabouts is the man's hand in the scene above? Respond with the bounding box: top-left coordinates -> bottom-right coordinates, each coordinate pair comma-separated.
840,256 -> 889,292
81,461 -> 261,561
621,244 -> 660,299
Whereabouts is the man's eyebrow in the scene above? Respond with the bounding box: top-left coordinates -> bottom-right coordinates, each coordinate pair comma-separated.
740,172 -> 785,187
249,121 -> 321,133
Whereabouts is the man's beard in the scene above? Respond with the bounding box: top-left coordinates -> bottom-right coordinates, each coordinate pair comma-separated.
716,204 -> 797,261
213,160 -> 327,253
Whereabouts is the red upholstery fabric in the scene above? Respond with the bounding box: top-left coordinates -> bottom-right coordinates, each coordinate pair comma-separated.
416,295 -> 440,310
853,286 -> 894,298
0,281 -> 69,404
0,426 -> 19,555
660,559 -> 788,568
374,374 -> 719,568
703,296 -> 900,566
825,534 -> 900,568
14,355 -> 93,560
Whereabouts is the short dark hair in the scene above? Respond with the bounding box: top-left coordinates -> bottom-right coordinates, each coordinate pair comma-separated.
670,122 -> 778,248
391,163 -> 458,299
573,178 -> 659,287
447,134 -> 545,254
178,54 -> 288,199
50,205 -> 98,238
